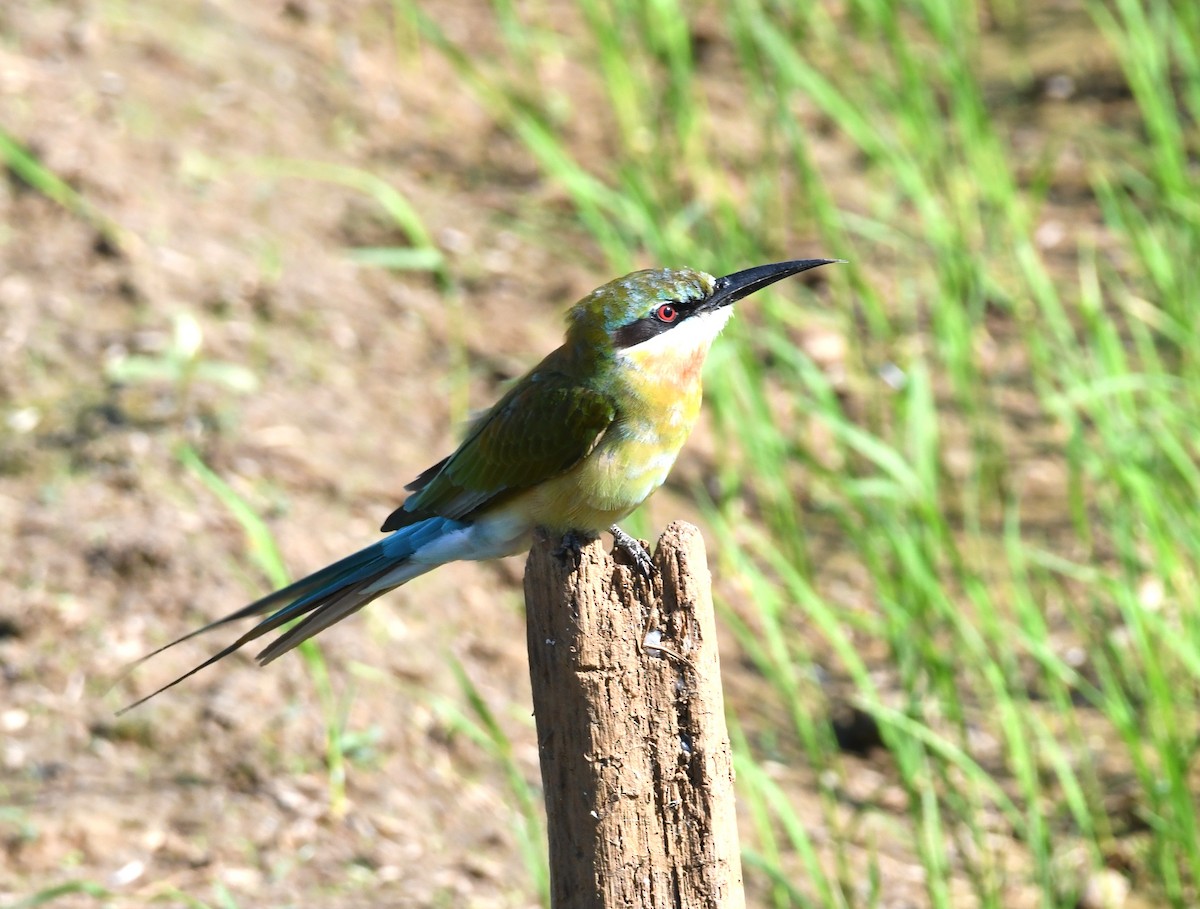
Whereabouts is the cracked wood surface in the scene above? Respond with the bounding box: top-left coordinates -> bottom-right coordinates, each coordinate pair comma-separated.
524,522 -> 745,909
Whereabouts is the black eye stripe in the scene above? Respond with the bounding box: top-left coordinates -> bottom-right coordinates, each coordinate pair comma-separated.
612,300 -> 698,349
613,316 -> 669,349
614,302 -> 700,352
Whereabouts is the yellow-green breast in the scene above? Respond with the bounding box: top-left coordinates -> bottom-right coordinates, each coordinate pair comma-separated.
515,323 -> 715,533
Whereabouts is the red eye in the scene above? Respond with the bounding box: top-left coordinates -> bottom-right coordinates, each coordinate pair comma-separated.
655,303 -> 679,323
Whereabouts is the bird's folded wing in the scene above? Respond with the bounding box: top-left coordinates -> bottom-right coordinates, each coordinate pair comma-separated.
382,371 -> 615,530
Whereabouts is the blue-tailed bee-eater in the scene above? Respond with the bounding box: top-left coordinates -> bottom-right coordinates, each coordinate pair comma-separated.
121,259 -> 838,710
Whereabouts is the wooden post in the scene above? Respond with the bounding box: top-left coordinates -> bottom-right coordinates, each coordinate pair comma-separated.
524,521 -> 745,909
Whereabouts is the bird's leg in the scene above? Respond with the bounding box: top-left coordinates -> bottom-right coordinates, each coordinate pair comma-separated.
609,524 -> 655,579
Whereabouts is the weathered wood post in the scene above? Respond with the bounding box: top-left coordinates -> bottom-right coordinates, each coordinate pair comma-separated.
524,521 -> 744,908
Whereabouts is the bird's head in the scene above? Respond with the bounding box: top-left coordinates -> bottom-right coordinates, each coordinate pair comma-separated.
566,259 -> 839,365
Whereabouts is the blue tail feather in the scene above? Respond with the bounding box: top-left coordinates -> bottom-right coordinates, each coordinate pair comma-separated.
118,517 -> 466,713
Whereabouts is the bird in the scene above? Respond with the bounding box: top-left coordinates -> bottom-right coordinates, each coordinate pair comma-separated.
120,258 -> 838,711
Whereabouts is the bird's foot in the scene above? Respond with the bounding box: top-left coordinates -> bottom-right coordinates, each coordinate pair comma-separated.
555,530 -> 594,570
609,524 -> 655,579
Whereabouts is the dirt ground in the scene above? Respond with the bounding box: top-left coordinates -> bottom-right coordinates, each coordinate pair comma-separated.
0,2 -> 1147,907
0,3 -> 748,905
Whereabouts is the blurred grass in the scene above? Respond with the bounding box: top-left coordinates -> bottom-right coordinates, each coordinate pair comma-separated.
10,880 -> 113,909
407,0 -> 1200,905
432,657 -> 551,902
0,129 -> 127,254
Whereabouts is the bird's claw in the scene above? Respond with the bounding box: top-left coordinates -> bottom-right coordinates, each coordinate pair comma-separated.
555,530 -> 591,570
609,524 -> 655,579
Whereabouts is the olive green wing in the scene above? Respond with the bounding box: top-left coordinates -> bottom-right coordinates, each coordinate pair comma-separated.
381,371 -> 615,531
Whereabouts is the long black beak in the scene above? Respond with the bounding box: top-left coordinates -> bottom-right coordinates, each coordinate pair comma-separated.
707,258 -> 842,310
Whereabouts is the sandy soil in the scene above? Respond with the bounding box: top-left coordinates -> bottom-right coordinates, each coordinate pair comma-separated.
1,3 -> 603,904
0,2 -> 1147,907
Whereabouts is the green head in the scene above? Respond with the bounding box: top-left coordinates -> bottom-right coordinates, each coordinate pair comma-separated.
565,259 -> 840,359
